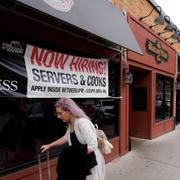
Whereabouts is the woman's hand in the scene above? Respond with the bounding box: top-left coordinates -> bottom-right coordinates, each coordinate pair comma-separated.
40,136 -> 67,153
87,147 -> 93,154
40,144 -> 51,153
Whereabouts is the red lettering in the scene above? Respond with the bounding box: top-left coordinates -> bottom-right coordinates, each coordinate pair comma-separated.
81,58 -> 89,73
43,51 -> 54,68
54,53 -> 69,70
30,47 -> 45,66
70,56 -> 79,72
91,61 -> 99,74
88,60 -> 92,73
30,46 -> 106,75
77,57 -> 83,72
103,62 -> 107,75
98,62 -> 104,74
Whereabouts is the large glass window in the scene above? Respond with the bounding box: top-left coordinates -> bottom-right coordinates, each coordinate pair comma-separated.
155,74 -> 173,122
0,61 -> 119,175
0,98 -> 67,176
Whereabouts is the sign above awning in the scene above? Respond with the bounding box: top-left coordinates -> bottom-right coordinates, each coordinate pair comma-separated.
16,0 -> 142,55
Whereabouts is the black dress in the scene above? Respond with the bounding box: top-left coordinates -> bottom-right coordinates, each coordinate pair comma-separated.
56,132 -> 97,180
71,131 -> 98,172
70,131 -> 81,146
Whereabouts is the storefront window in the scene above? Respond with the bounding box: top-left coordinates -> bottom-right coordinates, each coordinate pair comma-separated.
0,98 -> 67,175
155,74 -> 173,122
0,61 -> 119,175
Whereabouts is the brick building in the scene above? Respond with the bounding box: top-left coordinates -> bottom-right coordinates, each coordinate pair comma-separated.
110,0 -> 179,137
112,0 -> 180,52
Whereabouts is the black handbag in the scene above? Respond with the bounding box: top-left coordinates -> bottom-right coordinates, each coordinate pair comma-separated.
87,151 -> 97,170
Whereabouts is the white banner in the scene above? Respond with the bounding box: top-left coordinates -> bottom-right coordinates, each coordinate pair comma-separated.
24,45 -> 109,98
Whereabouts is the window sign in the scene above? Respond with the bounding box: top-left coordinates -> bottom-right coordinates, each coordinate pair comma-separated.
0,39 -> 109,98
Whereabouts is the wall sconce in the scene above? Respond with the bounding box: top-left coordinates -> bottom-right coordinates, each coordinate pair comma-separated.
123,68 -> 133,85
171,30 -> 180,39
149,14 -> 165,29
139,5 -> 162,21
165,27 -> 180,41
170,39 -> 180,45
158,23 -> 174,35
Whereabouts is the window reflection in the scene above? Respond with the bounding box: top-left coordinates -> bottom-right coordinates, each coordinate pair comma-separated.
77,98 -> 119,138
0,97 -> 119,175
0,61 -> 120,175
155,75 -> 173,122
0,98 -> 67,175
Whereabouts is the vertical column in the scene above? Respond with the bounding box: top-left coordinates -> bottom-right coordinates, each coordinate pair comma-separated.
119,51 -> 129,155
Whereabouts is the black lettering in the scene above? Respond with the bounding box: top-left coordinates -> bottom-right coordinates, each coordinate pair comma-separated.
87,75 -> 106,87
87,76 -> 92,86
48,86 -> 61,92
62,87 -> 66,92
47,71 -> 55,83
102,77 -> 106,87
32,69 -> 80,86
72,74 -> 78,85
32,68 -> 40,81
40,70 -> 48,82
94,77 -> 98,86
31,85 -> 36,91
54,72 -> 61,83
66,73 -> 73,85
61,73 -> 67,84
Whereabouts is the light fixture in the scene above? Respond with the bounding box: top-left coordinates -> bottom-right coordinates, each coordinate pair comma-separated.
149,14 -> 165,29
139,5 -> 162,21
158,16 -> 174,35
158,23 -> 174,35
171,30 -> 180,39
165,26 -> 179,41
170,39 -> 180,45
165,31 -> 180,41
123,68 -> 133,85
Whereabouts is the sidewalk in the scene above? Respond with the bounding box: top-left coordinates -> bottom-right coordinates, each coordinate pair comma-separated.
105,124 -> 180,180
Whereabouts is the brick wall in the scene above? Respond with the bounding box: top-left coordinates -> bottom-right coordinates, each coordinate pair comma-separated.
112,0 -> 180,53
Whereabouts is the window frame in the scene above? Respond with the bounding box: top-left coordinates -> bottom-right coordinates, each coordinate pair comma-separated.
155,74 -> 173,122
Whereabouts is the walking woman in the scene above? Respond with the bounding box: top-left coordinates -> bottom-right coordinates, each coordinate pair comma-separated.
41,98 -> 105,180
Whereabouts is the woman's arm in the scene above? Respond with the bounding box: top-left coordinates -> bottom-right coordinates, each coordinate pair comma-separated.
41,136 -> 68,152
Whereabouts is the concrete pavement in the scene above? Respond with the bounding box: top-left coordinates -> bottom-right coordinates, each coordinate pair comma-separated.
105,124 -> 180,180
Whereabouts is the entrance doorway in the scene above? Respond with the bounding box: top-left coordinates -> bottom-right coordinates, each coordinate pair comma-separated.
129,66 -> 151,140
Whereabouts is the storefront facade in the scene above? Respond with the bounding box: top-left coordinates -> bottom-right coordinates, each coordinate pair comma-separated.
176,55 -> 180,124
127,14 -> 176,139
0,0 -> 142,179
